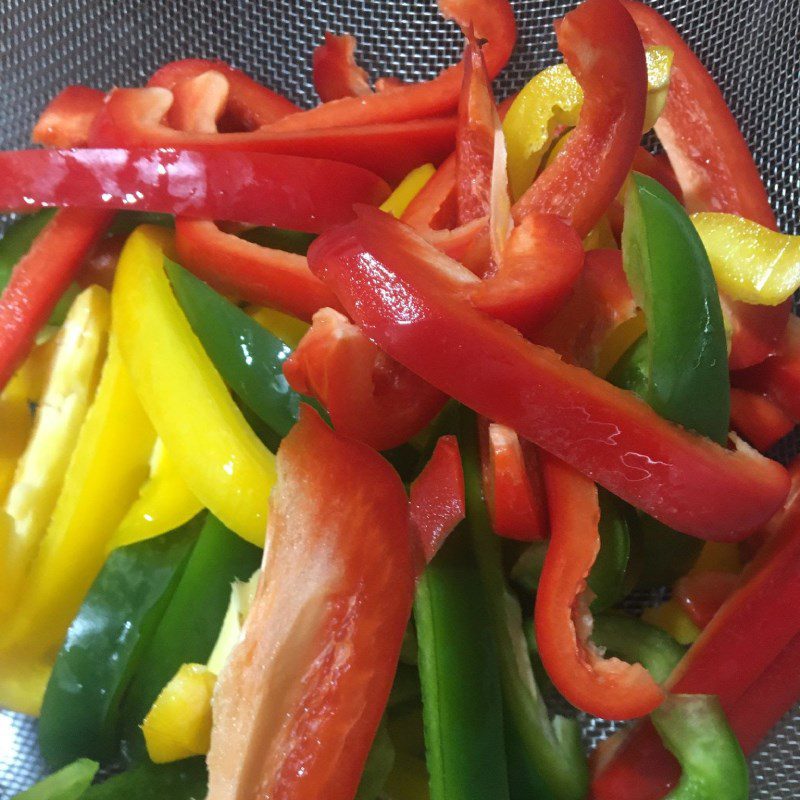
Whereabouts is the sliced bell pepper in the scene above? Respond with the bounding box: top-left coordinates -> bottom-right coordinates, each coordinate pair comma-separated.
673,571 -> 740,630
90,88 -> 457,184
147,58 -> 300,128
112,226 -> 276,545
409,434 -> 465,567
173,218 -> 340,321
621,0 -> 788,370
481,422 -> 547,542
380,163 -> 437,219
207,407 -> 414,800
81,759 -> 207,800
511,0 -> 647,238
504,44 -> 672,201
164,71 -> 228,135
0,337 -> 155,661
38,522 -> 200,767
121,514 -> 260,761
0,148 -> 389,234
630,147 -> 683,203
284,307 -> 446,451
248,305 -> 309,349
110,439 -> 202,549
401,152 -> 457,231
0,655 -> 52,717
261,0 -> 515,132
0,208 -> 113,390
33,86 -> 106,148
307,206 -> 788,539
15,759 -> 99,800
535,452 -> 664,719
651,694 -> 748,800
1,286 -> 109,618
640,600 -> 700,647
692,212 -> 800,306
729,387 -> 795,452
313,33 -> 372,102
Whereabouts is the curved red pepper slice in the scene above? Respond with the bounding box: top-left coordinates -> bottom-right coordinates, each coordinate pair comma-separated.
32,86 -> 106,148
313,33 -> 372,102
622,0 -> 789,370
284,308 -> 447,451
147,58 -> 300,128
262,0 -> 515,132
401,152 -> 457,231
410,435 -> 465,569
0,209 -> 114,389
163,71 -> 229,134
0,148 -> 389,234
89,88 -> 456,184
535,453 -> 664,719
673,570 -> 740,630
513,0 -> 647,238
207,406 -> 414,800
729,387 -> 795,453
307,206 -> 788,539
174,219 -> 341,322
631,147 -> 682,203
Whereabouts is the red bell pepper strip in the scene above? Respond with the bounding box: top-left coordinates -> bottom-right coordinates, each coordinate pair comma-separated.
0,148 -> 389,234
260,0 -> 516,133
284,307 -> 447,451
729,387 -> 796,452
174,219 -> 339,322
401,152 -> 457,231
147,58 -> 300,128
591,460 -> 800,799
621,0 -> 789,370
481,421 -> 547,542
673,570 -> 740,630
535,452 -> 664,719
89,87 -> 457,184
313,33 -> 372,102
307,206 -> 788,538
164,70 -> 229,135
0,208 -> 113,389
409,434 -> 465,569
512,0 -> 647,238
631,147 -> 683,203
32,86 -> 106,148
207,405 -> 414,800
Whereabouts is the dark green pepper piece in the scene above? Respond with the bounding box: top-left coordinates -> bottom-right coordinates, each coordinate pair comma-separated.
38,520 -> 201,767
238,226 -> 315,255
15,759 -> 98,800
81,759 -> 207,800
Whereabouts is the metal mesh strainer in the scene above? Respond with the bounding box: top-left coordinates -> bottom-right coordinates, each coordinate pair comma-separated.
0,0 -> 798,796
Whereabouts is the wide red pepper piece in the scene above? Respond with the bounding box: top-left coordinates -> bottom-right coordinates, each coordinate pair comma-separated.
284,307 -> 447,451
591,461 -> 800,799
513,0 -> 646,238
312,33 -> 372,102
0,148 -> 389,233
307,206 -> 788,539
622,0 -> 789,370
89,87 -> 457,184
401,152 -> 457,231
672,570 -> 740,630
536,453 -> 664,719
0,208 -> 114,389
729,387 -> 796,453
32,86 -> 106,148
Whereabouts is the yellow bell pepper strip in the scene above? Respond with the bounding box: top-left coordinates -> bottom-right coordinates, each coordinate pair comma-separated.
142,663 -> 216,764
0,285 -> 109,618
247,306 -> 309,349
0,653 -> 52,716
380,163 -> 436,219
0,337 -> 156,661
112,226 -> 277,546
110,439 -> 202,550
504,45 -> 674,200
642,599 -> 701,646
692,212 -> 800,306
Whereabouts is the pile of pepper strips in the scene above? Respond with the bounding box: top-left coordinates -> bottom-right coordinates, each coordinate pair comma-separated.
2,0 -> 800,797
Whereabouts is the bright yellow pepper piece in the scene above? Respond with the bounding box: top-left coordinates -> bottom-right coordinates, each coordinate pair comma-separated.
642,598 -> 701,646
109,439 -> 202,551
380,163 -> 436,218
0,286 -> 109,618
247,306 -> 310,349
692,212 -> 800,306
504,46 -> 674,200
113,226 -> 276,546
595,312 -> 647,379
0,653 -> 51,716
142,663 -> 217,763
0,337 -> 156,659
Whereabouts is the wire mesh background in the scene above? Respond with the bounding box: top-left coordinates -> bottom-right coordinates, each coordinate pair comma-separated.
0,0 -> 798,796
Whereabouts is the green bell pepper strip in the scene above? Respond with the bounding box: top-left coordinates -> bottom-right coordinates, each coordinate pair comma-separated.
592,613 -> 685,684
459,408 -> 588,800
106,212 -> 173,236
38,520 -> 201,767
610,172 -> 732,586
165,258 -> 302,444
651,694 -> 749,800
15,759 -> 99,800
120,514 -> 261,761
239,226 -> 315,255
0,210 -> 78,326
81,759 -> 207,800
